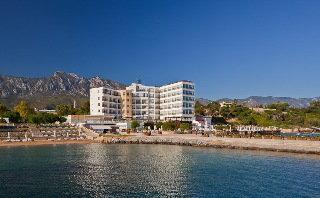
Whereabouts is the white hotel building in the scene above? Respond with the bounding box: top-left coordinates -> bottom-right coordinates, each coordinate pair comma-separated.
90,81 -> 195,121
126,83 -> 160,120
90,87 -> 122,118
160,81 -> 195,121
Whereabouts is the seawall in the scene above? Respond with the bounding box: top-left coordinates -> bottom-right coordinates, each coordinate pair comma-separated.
96,134 -> 320,155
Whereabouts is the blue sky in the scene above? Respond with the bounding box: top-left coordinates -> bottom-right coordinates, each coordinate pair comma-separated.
0,0 -> 320,99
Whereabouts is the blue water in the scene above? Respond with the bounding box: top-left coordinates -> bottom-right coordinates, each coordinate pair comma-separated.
281,132 -> 320,137
0,144 -> 319,197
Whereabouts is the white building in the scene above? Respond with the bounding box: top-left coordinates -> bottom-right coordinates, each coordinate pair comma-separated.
192,116 -> 213,131
90,87 -> 122,118
126,83 -> 160,120
90,80 -> 195,121
160,81 -> 195,121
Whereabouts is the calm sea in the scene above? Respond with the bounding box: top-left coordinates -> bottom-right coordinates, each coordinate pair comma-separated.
0,144 -> 319,197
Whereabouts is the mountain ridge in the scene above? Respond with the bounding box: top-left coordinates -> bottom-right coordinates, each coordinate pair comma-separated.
216,96 -> 320,108
0,71 -> 126,108
1,71 -> 318,109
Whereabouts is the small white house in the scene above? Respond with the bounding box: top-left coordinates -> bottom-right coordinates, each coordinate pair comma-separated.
192,116 -> 213,131
0,117 -> 9,123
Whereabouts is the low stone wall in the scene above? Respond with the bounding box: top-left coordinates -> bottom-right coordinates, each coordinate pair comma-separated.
96,135 -> 320,155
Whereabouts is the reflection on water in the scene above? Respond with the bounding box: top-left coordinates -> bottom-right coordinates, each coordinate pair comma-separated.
0,144 -> 319,197
73,144 -> 188,197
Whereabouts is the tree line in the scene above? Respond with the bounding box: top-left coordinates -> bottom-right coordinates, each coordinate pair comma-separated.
0,100 -> 90,124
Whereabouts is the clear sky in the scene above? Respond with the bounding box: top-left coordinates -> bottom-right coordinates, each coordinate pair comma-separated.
0,0 -> 320,99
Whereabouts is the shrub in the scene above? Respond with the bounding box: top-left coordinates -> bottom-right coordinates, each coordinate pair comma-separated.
144,121 -> 154,130
27,112 -> 66,124
155,122 -> 163,130
179,123 -> 192,131
131,120 -> 140,131
162,121 -> 179,131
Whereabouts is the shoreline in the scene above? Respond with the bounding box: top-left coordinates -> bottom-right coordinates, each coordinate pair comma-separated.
0,139 -> 94,147
1,134 -> 320,155
97,134 -> 320,155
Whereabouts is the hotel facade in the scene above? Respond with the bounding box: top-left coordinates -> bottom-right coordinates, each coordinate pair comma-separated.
90,81 -> 195,121
90,87 -> 122,118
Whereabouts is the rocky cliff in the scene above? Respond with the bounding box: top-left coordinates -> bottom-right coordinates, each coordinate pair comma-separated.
0,71 -> 125,108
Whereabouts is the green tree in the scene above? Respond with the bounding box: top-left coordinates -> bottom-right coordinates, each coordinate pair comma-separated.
75,101 -> 90,115
0,103 -> 8,116
195,101 -> 206,116
56,104 -> 72,116
80,101 -> 90,114
162,121 -> 178,131
308,100 -> 320,113
131,120 -> 140,131
28,112 -> 66,125
240,115 -> 257,125
206,101 -> 221,116
155,122 -> 163,130
266,102 -> 290,111
179,123 -> 192,131
28,114 -> 42,125
14,100 -> 34,121
211,116 -> 228,125
144,121 -> 154,130
3,111 -> 21,123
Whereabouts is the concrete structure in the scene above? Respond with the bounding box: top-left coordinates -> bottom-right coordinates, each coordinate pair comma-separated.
66,115 -> 115,124
90,80 -> 195,121
90,87 -> 122,118
119,90 -> 133,119
0,117 -> 10,123
160,81 -> 195,121
219,101 -> 233,107
126,83 -> 160,120
34,109 -> 57,114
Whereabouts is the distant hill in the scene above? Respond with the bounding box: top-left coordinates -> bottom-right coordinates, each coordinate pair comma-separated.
1,71 -> 318,109
0,71 -> 125,108
218,96 -> 320,108
196,98 -> 212,105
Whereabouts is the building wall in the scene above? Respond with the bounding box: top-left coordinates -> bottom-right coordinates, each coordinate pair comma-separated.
120,90 -> 133,119
126,83 -> 160,120
90,87 -> 122,118
90,81 -> 195,121
160,81 -> 195,121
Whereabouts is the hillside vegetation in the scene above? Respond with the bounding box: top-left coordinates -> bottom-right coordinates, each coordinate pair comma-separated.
195,101 -> 320,128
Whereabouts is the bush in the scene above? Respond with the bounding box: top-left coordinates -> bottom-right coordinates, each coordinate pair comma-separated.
144,121 -> 154,130
28,112 -> 66,124
155,122 -> 163,130
179,123 -> 192,131
131,120 -> 140,131
162,121 -> 179,131
2,111 -> 21,123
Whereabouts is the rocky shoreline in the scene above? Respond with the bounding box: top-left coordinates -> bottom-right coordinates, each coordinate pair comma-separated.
96,134 -> 320,155
0,139 -> 93,147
